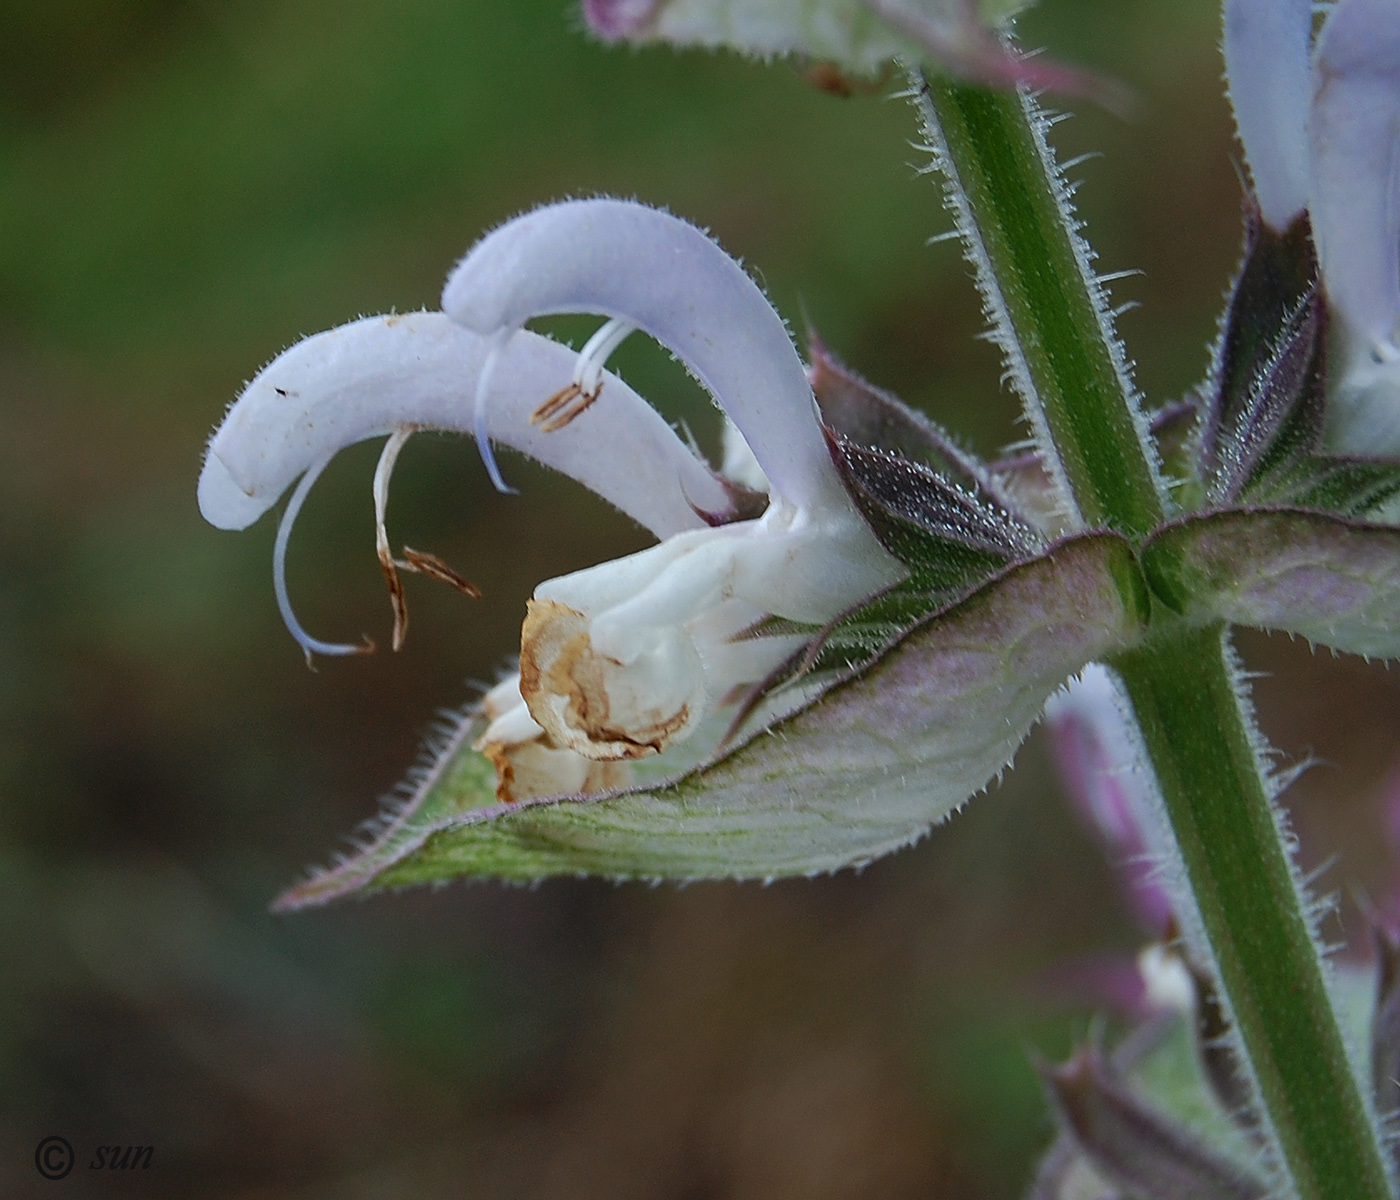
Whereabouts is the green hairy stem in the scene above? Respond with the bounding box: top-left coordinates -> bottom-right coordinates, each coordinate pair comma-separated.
913,72 -> 1393,1199
1114,626 -> 1392,1200
914,74 -> 1166,538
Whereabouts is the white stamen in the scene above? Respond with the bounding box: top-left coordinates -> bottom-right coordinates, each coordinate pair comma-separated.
443,199 -> 852,515
574,317 -> 636,397
372,427 -> 415,651
273,454 -> 373,666
372,426 -> 413,566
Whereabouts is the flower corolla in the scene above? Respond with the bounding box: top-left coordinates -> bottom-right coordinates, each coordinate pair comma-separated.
199,199 -> 904,802
1225,0 -> 1400,454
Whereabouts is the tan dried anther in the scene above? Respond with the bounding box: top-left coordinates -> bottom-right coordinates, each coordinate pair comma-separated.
376,542 -> 411,653
531,380 -> 604,433
525,316 -> 635,434
373,428 -> 481,652
398,547 -> 481,597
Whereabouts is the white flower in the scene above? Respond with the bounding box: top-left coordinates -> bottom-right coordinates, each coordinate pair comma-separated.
1224,0 -> 1400,454
199,199 -> 904,801
1222,0 -> 1313,234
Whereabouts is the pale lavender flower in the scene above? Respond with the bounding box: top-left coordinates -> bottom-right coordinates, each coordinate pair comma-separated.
1045,665 -> 1173,938
200,199 -> 903,801
1224,0 -> 1400,454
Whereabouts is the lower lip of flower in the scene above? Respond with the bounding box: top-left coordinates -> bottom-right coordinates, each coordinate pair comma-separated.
519,598 -> 707,760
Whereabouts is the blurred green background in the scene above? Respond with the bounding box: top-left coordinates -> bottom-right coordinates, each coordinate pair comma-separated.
3,0 -> 1400,1195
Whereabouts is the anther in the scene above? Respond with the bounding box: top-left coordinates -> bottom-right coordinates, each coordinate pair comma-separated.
531,381 -> 603,432
398,547 -> 482,597
530,317 -> 637,434
374,428 -> 415,651
373,428 -> 482,652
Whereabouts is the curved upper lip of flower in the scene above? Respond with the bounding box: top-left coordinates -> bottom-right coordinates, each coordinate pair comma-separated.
442,197 -> 860,522
198,310 -> 727,539
198,198 -> 903,670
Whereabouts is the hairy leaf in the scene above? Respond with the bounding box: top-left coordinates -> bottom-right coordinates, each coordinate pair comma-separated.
729,395 -> 1047,724
807,433 -> 1049,677
578,0 -> 1116,99
692,427 -> 1047,739
1200,214 -> 1326,503
1142,509 -> 1400,659
811,335 -> 1005,495
831,432 -> 1040,566
1266,456 -> 1400,519
1197,213 -> 1400,517
1203,216 -> 1317,474
816,343 -> 1042,608
1041,1044 -> 1268,1200
275,533 -> 1144,904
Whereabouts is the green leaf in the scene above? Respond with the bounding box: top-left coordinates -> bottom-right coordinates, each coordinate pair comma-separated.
585,0 -> 1122,100
812,351 -> 1048,667
1200,214 -> 1320,504
1142,508 -> 1400,659
811,335 -> 1003,494
1040,1042 -> 1267,1200
1262,456 -> 1400,520
274,532 -> 1145,905
1195,214 -> 1400,519
607,0 -> 1022,76
829,434 -> 1041,576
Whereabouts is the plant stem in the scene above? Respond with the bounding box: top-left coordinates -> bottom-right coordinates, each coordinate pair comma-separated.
912,72 -> 1394,1199
914,74 -> 1165,537
1113,625 -> 1392,1200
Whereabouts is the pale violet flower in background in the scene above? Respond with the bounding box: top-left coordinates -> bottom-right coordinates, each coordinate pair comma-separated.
1044,664 -> 1172,939
1043,667 -> 1193,1021
1225,0 -> 1400,454
199,198 -> 904,802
